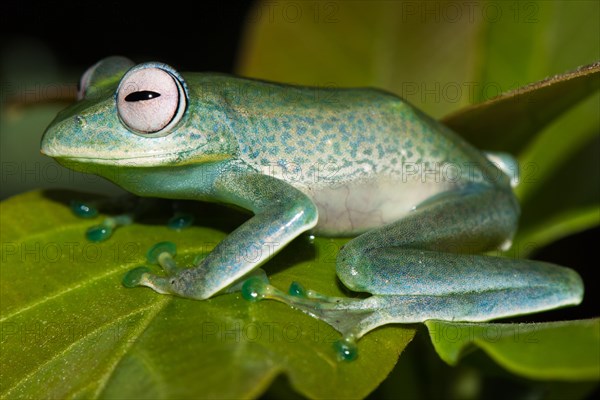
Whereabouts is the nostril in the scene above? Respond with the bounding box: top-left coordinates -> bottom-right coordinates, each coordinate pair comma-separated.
75,115 -> 87,127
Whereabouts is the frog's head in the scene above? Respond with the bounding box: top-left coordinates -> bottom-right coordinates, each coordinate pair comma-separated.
41,57 -> 236,177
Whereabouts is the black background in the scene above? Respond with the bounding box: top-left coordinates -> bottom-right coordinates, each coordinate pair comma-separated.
1,1 -> 254,73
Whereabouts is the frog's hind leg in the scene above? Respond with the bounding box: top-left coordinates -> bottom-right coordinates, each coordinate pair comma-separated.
335,183 -> 582,323
260,184 -> 583,359
359,183 -> 520,255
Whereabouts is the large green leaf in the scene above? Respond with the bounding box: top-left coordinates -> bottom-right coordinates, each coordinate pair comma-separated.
238,2 -> 599,117
442,62 -> 600,153
0,191 -> 413,399
424,319 -> 600,381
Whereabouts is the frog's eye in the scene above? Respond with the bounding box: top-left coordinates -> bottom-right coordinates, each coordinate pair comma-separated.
78,64 -> 95,100
78,56 -> 135,100
117,66 -> 187,135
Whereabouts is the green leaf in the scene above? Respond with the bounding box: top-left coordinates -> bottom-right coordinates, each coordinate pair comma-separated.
441,62 -> 600,153
0,191 -> 413,399
514,116 -> 600,253
424,319 -> 600,381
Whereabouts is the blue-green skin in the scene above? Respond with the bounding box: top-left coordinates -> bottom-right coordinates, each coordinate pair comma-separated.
41,57 -> 583,343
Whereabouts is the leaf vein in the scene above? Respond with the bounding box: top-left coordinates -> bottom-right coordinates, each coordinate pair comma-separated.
0,265 -> 128,323
93,297 -> 171,398
1,302 -> 162,398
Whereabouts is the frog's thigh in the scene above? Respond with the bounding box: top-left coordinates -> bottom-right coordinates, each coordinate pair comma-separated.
336,184 -> 520,293
334,185 -> 582,330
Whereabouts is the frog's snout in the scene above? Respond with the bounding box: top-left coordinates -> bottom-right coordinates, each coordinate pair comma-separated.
40,127 -> 60,157
40,129 -> 52,156
40,113 -> 86,158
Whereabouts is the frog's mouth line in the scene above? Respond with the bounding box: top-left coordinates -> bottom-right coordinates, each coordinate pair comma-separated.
41,149 -> 231,167
55,154 -> 173,164
40,150 -> 179,166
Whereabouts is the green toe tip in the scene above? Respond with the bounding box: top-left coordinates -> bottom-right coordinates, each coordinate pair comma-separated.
241,277 -> 268,302
122,267 -> 151,288
333,339 -> 358,362
168,212 -> 194,230
86,224 -> 113,242
288,281 -> 307,298
70,201 -> 98,218
146,241 -> 177,263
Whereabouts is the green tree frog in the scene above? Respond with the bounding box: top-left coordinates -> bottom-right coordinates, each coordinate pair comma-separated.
41,57 -> 583,360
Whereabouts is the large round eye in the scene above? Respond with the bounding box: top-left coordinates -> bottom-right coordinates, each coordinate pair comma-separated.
78,56 -> 135,100
78,63 -> 96,100
117,66 -> 187,135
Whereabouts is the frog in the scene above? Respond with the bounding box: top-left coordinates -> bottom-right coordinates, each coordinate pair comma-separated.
41,56 -> 583,360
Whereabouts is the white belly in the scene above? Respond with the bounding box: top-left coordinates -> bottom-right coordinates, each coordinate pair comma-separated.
299,177 -> 453,236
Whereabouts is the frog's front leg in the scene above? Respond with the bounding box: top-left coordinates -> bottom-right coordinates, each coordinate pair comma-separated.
124,164 -> 318,299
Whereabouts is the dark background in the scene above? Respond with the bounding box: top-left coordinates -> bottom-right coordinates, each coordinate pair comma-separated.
1,1 -> 254,73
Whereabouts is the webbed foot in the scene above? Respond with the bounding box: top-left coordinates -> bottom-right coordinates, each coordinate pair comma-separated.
241,278 -> 368,361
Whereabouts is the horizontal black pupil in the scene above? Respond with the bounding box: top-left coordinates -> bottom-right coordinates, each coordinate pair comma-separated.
125,90 -> 161,102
